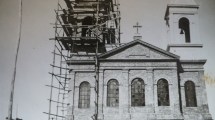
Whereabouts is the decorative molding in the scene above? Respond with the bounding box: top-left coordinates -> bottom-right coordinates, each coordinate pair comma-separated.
167,44 -> 203,51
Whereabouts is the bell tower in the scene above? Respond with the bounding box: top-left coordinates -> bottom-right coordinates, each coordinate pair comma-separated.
165,0 -> 203,59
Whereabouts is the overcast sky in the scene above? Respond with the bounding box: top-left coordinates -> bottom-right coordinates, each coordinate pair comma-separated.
0,0 -> 215,120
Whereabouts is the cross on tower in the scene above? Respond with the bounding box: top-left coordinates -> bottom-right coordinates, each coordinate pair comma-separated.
133,22 -> 142,34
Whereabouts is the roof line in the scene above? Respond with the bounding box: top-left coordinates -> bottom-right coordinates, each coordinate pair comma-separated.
99,39 -> 180,59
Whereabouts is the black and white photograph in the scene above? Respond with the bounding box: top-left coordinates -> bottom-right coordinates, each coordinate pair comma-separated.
0,0 -> 215,120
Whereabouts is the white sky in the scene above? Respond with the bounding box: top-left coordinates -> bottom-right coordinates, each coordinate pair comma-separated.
0,0 -> 215,120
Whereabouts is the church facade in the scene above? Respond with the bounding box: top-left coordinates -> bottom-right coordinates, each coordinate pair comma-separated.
66,0 -> 213,120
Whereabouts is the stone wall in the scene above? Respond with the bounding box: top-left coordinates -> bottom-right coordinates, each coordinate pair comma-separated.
66,60 -> 212,120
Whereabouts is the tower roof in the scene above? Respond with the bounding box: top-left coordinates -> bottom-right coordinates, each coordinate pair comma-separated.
165,0 -> 199,20
169,0 -> 198,6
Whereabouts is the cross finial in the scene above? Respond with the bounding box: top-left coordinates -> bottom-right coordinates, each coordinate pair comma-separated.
133,22 -> 142,34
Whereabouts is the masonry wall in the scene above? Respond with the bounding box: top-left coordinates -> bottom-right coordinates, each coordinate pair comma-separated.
66,58 -> 212,120
67,61 -> 193,120
179,63 -> 213,120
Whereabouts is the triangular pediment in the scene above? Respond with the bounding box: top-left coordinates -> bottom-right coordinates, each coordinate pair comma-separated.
99,40 -> 180,60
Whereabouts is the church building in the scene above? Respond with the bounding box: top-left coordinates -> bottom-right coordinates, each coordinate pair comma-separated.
64,0 -> 213,120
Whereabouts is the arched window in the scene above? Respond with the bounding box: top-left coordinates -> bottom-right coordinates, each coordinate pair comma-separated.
131,78 -> 145,106
107,79 -> 119,107
185,81 -> 197,107
179,17 -> 191,43
157,79 -> 170,106
78,82 -> 90,108
82,16 -> 94,37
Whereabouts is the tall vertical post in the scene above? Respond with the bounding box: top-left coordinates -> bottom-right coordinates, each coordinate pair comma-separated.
7,0 -> 22,119
95,1 -> 100,119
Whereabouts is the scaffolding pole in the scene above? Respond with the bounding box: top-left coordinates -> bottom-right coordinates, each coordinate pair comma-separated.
7,0 -> 22,119
45,0 -> 121,119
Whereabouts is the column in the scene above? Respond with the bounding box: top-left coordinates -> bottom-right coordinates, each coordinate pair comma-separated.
98,69 -> 104,120
119,69 -> 130,119
67,72 -> 75,120
146,69 -> 155,112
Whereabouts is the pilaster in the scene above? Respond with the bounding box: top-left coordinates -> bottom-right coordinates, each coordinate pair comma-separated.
146,69 -> 155,112
67,72 -> 76,120
119,69 -> 130,119
98,69 -> 104,120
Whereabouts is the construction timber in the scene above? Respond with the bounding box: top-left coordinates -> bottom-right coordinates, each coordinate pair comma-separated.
45,0 -> 121,120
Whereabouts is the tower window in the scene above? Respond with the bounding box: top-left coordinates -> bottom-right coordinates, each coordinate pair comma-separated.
78,81 -> 91,108
157,79 -> 170,106
82,16 -> 94,37
179,17 -> 191,43
131,78 -> 145,106
185,81 -> 197,107
107,79 -> 119,107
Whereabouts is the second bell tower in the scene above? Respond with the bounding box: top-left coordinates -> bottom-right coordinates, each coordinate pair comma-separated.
165,0 -> 204,59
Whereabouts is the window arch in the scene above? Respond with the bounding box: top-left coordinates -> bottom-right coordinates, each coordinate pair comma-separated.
185,81 -> 197,107
179,17 -> 191,43
157,79 -> 170,106
78,81 -> 90,108
107,79 -> 119,107
131,78 -> 145,106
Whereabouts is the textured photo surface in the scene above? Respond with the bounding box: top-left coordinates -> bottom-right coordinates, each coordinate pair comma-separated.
0,0 -> 215,120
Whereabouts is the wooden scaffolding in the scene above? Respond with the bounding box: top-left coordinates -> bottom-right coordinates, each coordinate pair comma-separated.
44,0 -> 121,120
